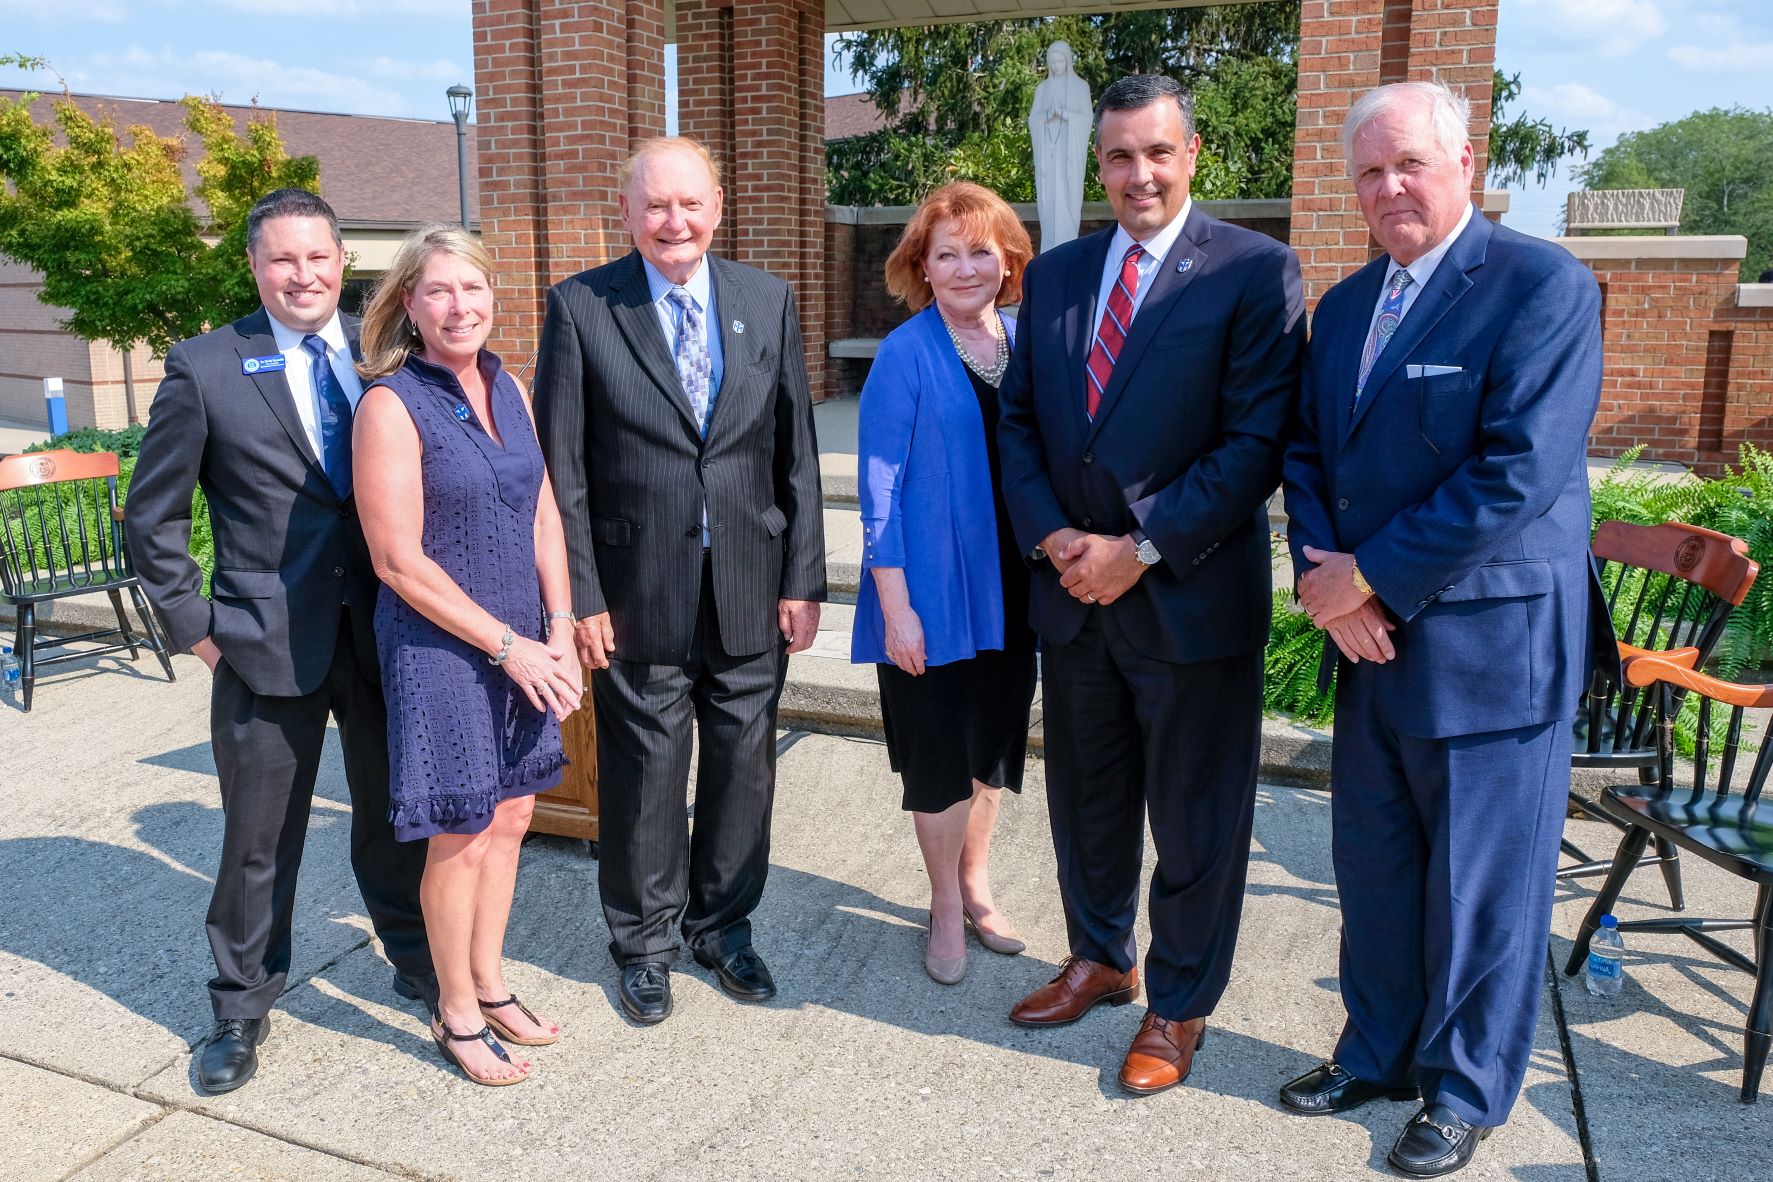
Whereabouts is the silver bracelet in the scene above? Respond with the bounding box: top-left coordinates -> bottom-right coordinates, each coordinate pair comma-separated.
486,624 -> 515,666
546,610 -> 575,634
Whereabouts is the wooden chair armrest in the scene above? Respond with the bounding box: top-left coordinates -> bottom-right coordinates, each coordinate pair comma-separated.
1618,641 -> 1701,670
1625,657 -> 1773,709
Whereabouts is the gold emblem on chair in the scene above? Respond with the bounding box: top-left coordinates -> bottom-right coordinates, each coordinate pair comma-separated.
26,457 -> 55,481
1674,536 -> 1706,574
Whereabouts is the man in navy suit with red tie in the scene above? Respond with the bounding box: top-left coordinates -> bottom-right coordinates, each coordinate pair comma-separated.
997,74 -> 1304,1094
1279,81 -> 1605,1177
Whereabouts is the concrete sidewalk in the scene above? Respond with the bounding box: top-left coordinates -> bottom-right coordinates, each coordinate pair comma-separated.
4,648 -> 1770,1179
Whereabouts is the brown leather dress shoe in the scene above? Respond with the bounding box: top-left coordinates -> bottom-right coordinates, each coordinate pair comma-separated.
1118,1012 -> 1207,1095
1008,956 -> 1139,1027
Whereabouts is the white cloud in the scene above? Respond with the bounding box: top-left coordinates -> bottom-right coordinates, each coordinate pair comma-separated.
1667,42 -> 1773,73
58,46 -> 423,118
1512,0 -> 1668,57
1519,81 -> 1656,139
345,56 -> 467,85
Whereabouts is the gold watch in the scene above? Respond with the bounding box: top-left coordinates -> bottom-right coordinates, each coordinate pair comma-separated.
1351,560 -> 1374,597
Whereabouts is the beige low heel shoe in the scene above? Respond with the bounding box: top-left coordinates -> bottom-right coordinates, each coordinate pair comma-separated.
925,912 -> 967,985
963,908 -> 1027,956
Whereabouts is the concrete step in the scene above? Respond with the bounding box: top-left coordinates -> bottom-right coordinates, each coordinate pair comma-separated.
780,601 -> 1336,788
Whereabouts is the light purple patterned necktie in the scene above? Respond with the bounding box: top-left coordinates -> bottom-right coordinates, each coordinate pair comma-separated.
667,287 -> 714,436
1354,267 -> 1415,411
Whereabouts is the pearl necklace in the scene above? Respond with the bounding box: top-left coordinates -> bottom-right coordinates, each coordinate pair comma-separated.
939,309 -> 1008,388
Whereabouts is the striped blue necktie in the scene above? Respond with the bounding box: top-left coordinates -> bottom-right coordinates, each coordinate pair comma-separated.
302,334 -> 353,499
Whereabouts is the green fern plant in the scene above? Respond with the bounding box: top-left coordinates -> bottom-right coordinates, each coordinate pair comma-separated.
1263,590 -> 1335,725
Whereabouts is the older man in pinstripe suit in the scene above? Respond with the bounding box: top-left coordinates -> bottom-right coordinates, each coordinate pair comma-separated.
536,137 -> 826,1026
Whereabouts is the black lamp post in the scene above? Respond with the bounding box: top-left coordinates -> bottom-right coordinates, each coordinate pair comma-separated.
447,84 -> 473,229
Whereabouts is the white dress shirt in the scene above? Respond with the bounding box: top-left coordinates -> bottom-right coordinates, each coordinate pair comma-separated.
1362,201 -> 1475,345
265,310 -> 365,462
1092,197 -> 1194,330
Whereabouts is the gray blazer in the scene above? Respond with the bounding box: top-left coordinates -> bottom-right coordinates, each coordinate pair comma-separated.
126,308 -> 378,697
535,251 -> 826,666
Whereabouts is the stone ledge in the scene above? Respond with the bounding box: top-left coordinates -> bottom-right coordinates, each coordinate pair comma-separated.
1555,234 -> 1748,261
828,338 -> 881,359
827,198 -> 1293,227
1737,283 -> 1773,308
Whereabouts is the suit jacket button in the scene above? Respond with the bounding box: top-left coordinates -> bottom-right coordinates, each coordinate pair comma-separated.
1082,452 -> 1094,464
701,458 -> 713,468
333,566 -> 345,577
685,527 -> 698,538
1337,498 -> 1350,511
1082,516 -> 1093,528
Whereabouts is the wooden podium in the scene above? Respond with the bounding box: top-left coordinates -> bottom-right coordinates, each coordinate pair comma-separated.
530,694 -> 599,840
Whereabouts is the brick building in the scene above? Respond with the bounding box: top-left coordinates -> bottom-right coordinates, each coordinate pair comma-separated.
0,90 -> 479,430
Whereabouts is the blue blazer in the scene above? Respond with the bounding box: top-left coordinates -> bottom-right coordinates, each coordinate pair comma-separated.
1283,211 -> 1611,739
852,306 -> 1016,667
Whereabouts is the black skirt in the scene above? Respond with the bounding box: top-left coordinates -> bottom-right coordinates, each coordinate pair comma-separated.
877,638 -> 1037,813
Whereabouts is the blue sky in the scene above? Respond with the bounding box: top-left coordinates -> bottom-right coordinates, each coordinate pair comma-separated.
1,1 -> 1768,239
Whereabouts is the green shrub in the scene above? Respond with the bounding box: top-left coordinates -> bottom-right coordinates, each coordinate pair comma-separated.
1263,589 -> 1335,725
24,424 -> 148,459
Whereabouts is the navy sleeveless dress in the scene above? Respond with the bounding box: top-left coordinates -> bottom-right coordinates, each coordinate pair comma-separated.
373,351 -> 565,842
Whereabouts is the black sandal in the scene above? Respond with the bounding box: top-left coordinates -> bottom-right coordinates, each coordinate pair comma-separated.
478,994 -> 561,1046
430,1012 -> 530,1086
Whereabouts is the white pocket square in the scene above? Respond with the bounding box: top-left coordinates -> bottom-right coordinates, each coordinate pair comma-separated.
1406,364 -> 1464,378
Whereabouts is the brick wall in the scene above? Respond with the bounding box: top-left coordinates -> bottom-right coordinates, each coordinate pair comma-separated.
1289,0 -> 1495,306
471,0 -> 666,365
1583,250 -> 1773,472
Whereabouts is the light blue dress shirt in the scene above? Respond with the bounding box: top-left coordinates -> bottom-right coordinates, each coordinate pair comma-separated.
641,255 -> 725,395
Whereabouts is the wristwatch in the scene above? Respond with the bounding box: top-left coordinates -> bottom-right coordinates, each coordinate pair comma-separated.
1131,530 -> 1161,567
1351,560 -> 1374,597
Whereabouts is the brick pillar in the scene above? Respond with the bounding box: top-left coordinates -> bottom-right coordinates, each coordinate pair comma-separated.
1289,0 -> 1497,306
472,0 -> 665,363
676,0 -> 736,257
678,0 -> 828,399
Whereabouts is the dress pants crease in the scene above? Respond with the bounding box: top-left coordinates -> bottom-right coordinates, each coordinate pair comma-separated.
1331,659 -> 1571,1127
595,556 -> 786,967
1041,610 -> 1262,1021
205,609 -> 431,1020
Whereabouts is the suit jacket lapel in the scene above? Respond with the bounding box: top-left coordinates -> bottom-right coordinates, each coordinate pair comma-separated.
1345,210 -> 1488,442
1087,206 -> 1213,442
608,251 -> 702,435
1065,228 -> 1113,438
235,309 -> 324,476
705,255 -> 746,438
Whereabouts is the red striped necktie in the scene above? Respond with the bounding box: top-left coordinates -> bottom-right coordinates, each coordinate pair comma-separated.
1086,242 -> 1145,418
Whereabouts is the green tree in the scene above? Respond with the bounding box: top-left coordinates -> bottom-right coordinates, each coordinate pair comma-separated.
1578,107 -> 1773,281
827,4 -> 1299,206
1487,69 -> 1589,188
0,61 -> 320,358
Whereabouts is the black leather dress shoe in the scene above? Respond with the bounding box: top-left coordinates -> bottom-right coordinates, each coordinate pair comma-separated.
391,970 -> 438,1007
693,945 -> 776,1001
196,1016 -> 270,1094
1388,1103 -> 1493,1177
618,961 -> 673,1025
1279,1060 -> 1420,1115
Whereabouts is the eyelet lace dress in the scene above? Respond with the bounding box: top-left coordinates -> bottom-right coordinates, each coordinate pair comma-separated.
374,350 -> 565,841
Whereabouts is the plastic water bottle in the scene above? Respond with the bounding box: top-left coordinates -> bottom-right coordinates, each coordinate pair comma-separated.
0,646 -> 19,704
1585,914 -> 1625,997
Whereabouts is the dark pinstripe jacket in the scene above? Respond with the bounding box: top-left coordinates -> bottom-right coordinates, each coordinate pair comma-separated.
534,250 -> 826,666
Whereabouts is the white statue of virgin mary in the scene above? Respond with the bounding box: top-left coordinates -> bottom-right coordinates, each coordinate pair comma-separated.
1027,41 -> 1092,252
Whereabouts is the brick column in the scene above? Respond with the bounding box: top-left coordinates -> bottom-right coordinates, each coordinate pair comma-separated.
1289,0 -> 1496,306
472,0 -> 665,362
678,0 -> 828,399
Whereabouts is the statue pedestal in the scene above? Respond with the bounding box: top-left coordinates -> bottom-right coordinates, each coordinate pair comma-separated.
529,694 -> 599,840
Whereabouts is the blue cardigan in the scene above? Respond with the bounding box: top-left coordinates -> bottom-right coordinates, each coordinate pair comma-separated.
852,305 -> 1015,667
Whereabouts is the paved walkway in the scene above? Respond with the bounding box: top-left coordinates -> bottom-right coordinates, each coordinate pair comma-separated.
4,649 -> 1770,1180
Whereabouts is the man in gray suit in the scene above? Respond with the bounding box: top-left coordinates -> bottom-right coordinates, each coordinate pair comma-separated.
536,137 -> 825,1025
127,190 -> 433,1093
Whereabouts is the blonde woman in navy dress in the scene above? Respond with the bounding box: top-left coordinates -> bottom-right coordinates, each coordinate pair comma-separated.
354,226 -> 582,1085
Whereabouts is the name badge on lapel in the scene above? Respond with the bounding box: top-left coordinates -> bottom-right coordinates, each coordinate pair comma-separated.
241,354 -> 287,375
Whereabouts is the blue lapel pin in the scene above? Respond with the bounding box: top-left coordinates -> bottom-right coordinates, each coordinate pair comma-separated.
1176,257 -> 1193,274
453,404 -> 471,422
732,319 -> 745,334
